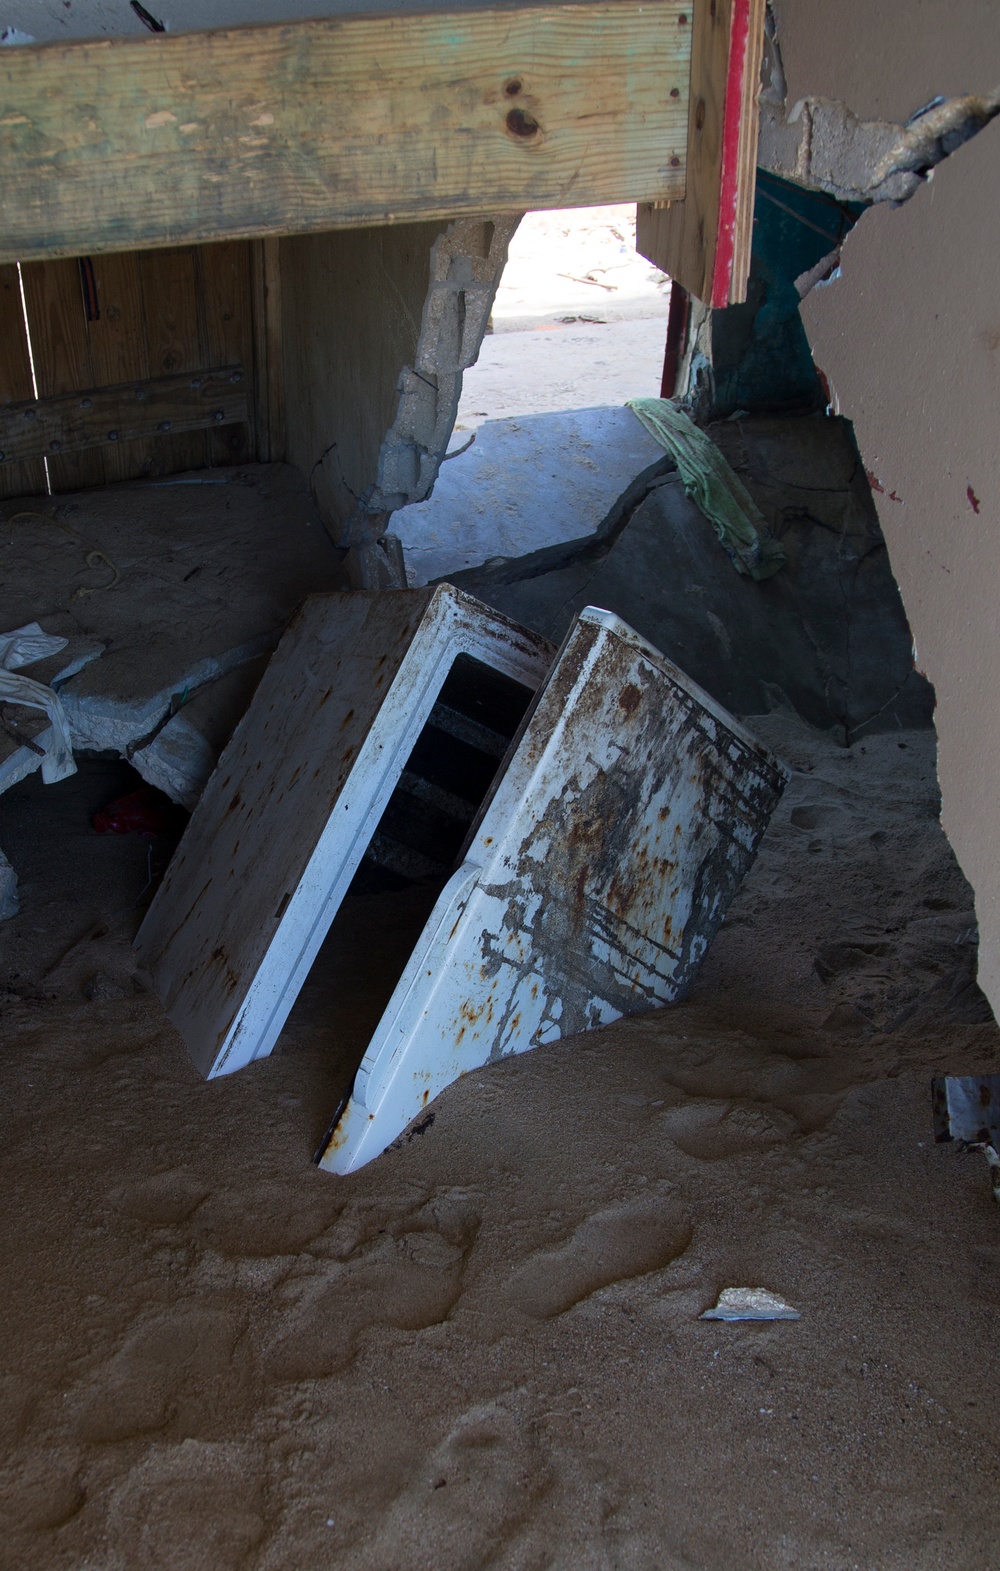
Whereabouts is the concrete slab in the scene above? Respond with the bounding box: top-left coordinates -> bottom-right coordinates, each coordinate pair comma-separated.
452,414 -> 936,740
394,406 -> 666,586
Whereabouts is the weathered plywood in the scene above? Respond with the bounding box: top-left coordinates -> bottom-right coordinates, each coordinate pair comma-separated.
138,246 -> 212,473
19,258 -> 108,491
10,243 -> 257,492
134,586 -> 554,1080
725,0 -> 765,302
637,0 -> 764,306
0,2 -> 690,264
85,251 -> 155,483
0,365 -> 248,464
0,265 -> 46,499
198,241 -> 255,465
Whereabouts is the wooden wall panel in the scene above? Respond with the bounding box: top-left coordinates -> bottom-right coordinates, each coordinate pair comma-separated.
19,258 -> 107,491
0,265 -> 46,499
251,239 -> 284,465
137,247 -> 211,475
87,251 -> 155,482
197,242 -> 255,467
5,242 -> 257,494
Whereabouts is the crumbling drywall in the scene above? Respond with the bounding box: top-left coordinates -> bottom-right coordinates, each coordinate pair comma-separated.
767,0 -> 1000,1018
281,213 -> 520,586
760,84 -> 999,207
338,216 -> 521,560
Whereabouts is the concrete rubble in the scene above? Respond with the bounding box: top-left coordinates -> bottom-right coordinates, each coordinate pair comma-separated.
322,215 -> 523,583
758,8 -> 1000,209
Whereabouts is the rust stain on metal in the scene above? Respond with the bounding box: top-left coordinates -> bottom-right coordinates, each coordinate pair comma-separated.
318,609 -> 786,1174
618,682 -> 642,715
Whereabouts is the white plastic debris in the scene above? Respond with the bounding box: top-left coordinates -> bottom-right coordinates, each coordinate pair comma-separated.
0,670 -> 76,783
700,1288 -> 801,1321
968,1142 -> 1000,1202
0,622 -> 70,672
0,27 -> 35,45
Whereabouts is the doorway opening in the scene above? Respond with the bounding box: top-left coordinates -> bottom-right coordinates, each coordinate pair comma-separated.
393,205 -> 673,587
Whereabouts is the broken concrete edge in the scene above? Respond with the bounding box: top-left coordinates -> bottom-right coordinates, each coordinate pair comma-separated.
318,215 -> 523,553
430,452 -> 679,592
679,13 -> 999,421
759,88 -> 1000,209
343,534 -> 408,592
0,844 -> 18,920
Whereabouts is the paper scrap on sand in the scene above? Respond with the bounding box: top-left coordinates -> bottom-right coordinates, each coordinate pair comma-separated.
701,1287 -> 801,1321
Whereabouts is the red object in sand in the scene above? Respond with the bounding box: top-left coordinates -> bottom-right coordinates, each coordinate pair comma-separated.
92,786 -> 183,836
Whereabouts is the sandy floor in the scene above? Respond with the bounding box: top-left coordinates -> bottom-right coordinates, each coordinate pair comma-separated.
490,207 -> 671,332
1,206 -> 996,1570
452,206 -> 670,435
1,712 -> 998,1570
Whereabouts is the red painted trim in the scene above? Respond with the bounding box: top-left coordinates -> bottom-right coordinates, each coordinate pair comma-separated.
710,0 -> 751,308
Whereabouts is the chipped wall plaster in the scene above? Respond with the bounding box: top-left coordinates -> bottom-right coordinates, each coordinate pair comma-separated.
758,87 -> 1000,207
769,0 -> 1000,1018
336,215 -> 521,554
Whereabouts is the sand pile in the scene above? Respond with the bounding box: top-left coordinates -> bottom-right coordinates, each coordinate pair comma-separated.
1,714 -> 998,1570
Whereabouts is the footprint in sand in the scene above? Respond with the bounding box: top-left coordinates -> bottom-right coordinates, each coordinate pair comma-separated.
262,1189 -> 481,1381
658,1099 -> 800,1161
789,803 -> 843,831
0,1448 -> 85,1532
335,1398 -> 552,1571
110,1170 -> 209,1226
106,1440 -> 265,1571
507,1189 -> 691,1319
72,1303 -> 251,1443
192,1178 -> 343,1258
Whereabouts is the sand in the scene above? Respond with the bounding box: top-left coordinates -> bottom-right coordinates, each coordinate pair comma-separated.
1,709 -> 999,1570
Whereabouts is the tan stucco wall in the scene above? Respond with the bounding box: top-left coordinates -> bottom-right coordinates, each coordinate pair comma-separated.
769,1 -> 1000,1010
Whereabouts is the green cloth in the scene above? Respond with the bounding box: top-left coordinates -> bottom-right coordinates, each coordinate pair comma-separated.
626,398 -> 787,581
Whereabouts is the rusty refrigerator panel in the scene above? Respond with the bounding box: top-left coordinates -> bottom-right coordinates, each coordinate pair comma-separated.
319,607 -> 787,1173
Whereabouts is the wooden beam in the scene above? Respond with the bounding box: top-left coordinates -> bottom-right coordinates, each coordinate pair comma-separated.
0,365 -> 248,464
636,0 -> 764,307
0,2 -> 690,265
